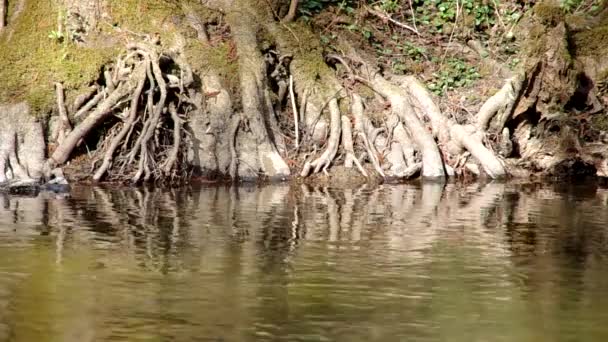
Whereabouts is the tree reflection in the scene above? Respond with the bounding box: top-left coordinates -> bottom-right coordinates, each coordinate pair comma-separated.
0,182 -> 607,340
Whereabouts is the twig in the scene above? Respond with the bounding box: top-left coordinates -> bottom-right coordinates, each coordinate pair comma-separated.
289,75 -> 299,149
365,6 -> 419,36
408,0 -> 419,35
441,0 -> 460,65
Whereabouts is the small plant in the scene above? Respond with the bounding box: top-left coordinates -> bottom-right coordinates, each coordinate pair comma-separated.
560,0 -> 601,13
391,61 -> 408,74
380,0 -> 401,12
413,0 -> 496,33
48,30 -> 64,42
427,58 -> 480,95
299,0 -> 356,18
362,28 -> 373,40
508,57 -> 520,70
401,42 -> 427,61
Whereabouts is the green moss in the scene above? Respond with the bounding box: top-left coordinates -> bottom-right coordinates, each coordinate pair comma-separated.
534,1 -> 565,26
105,0 -> 180,43
273,21 -> 336,92
0,0 -> 116,115
0,0 -> 188,115
184,39 -> 240,91
574,23 -> 608,57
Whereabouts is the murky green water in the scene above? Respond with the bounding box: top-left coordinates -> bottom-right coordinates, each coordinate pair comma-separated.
1,182 -> 608,341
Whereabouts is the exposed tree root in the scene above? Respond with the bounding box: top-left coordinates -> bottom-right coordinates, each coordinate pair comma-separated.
46,42 -> 195,184
5,0 -> 601,186
363,71 -> 446,179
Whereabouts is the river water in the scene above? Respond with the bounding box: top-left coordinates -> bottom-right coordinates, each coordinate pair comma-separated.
0,182 -> 607,341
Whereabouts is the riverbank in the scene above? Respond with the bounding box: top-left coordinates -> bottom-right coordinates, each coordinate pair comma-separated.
0,0 -> 607,186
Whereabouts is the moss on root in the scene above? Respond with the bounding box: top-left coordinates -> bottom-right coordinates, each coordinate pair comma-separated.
272,21 -> 339,94
104,0 -> 181,42
533,1 -> 566,26
573,21 -> 608,58
185,39 -> 240,93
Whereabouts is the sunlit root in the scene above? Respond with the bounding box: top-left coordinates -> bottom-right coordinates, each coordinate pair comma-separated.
341,115 -> 368,177
351,94 -> 385,177
476,74 -> 525,132
403,76 -> 507,179
364,72 -> 445,179
301,98 -> 341,176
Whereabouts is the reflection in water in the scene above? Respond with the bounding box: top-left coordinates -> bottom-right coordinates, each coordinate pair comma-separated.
1,182 -> 608,341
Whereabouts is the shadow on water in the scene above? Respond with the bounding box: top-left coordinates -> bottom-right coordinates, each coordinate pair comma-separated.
0,182 -> 608,341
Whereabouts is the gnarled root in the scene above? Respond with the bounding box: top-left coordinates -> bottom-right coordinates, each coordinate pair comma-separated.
403,76 -> 507,179
340,115 -> 368,177
363,71 -> 446,179
48,42 -> 195,184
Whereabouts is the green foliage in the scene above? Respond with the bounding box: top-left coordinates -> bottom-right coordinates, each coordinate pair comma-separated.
379,0 -> 401,12
299,0 -> 357,18
402,42 -> 427,61
413,0 -> 496,33
560,0 -> 602,13
427,58 -> 480,95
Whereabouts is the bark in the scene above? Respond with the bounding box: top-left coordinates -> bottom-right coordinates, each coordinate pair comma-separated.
0,103 -> 46,182
226,8 -> 290,179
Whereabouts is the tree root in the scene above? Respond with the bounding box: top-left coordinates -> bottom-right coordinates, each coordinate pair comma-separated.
363,71 -> 446,179
341,115 -> 368,177
301,98 -> 341,176
30,2 -> 602,184
46,41 -> 196,184
403,76 -> 507,178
